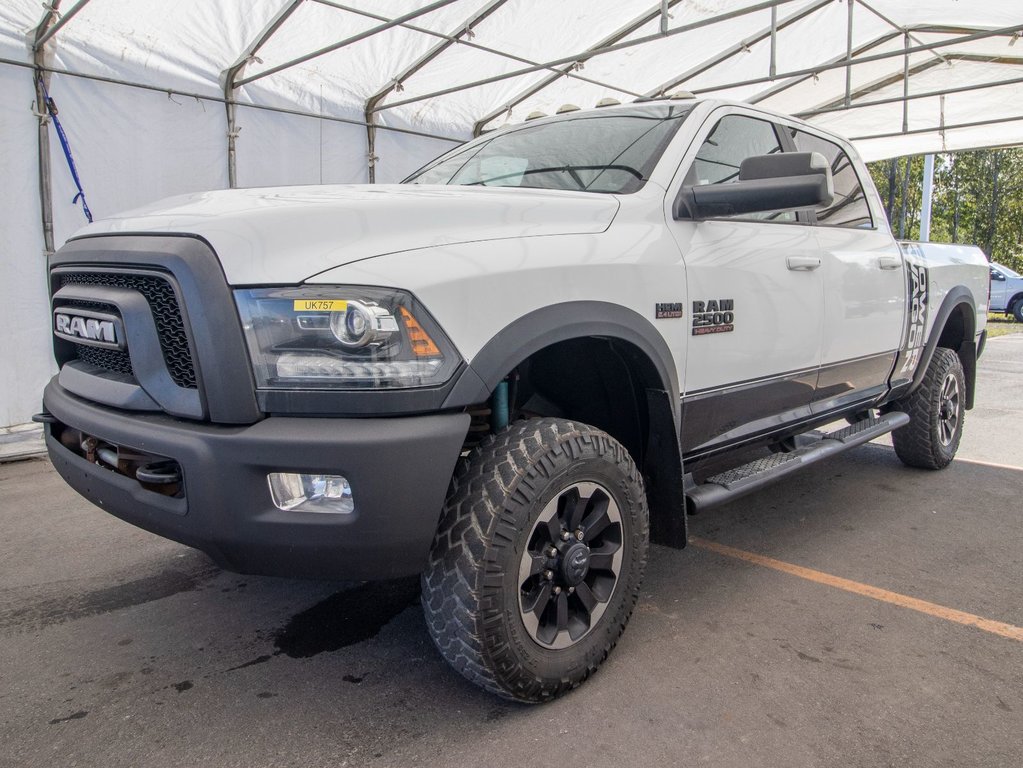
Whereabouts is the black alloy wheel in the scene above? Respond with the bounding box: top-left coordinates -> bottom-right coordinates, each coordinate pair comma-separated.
421,418 -> 648,702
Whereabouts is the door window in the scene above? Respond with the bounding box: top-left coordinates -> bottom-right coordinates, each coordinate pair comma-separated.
685,115 -> 794,222
787,128 -> 873,229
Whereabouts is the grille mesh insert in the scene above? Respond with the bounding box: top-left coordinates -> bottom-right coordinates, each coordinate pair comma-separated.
59,271 -> 197,389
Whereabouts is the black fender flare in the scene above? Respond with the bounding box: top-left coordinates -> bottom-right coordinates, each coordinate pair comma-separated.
909,286 -> 977,408
443,301 -> 681,426
442,301 -> 687,548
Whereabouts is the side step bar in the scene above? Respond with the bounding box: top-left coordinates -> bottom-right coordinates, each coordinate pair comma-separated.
685,411 -> 909,513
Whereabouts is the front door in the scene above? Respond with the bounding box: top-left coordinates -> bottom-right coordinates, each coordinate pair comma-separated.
665,110 -> 825,455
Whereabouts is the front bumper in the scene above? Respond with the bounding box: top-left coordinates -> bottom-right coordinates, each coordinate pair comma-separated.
43,379 -> 469,580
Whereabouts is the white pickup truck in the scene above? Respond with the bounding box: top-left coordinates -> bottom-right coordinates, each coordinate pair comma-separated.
40,98 -> 989,702
989,262 -> 1023,321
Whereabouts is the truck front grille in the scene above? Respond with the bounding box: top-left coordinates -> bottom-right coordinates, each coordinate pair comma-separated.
59,272 -> 197,389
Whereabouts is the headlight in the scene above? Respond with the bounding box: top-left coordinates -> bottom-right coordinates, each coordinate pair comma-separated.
235,286 -> 460,390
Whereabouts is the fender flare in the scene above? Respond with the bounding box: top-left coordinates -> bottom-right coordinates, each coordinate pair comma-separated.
908,286 -> 977,406
442,301 -> 680,426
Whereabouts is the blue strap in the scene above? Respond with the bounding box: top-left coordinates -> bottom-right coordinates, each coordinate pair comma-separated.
38,76 -> 93,223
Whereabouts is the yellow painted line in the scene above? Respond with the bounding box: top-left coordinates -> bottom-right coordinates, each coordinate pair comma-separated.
690,537 -> 1023,643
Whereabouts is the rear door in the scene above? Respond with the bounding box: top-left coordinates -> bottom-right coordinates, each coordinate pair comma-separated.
784,126 -> 906,413
664,108 -> 824,455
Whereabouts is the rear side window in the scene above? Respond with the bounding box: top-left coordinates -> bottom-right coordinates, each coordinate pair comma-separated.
788,128 -> 873,229
685,114 -> 794,222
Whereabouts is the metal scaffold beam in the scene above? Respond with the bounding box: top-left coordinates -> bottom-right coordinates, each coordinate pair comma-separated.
364,0 -> 511,182
472,0 -> 686,137
222,0 -> 307,188
373,0 -> 804,114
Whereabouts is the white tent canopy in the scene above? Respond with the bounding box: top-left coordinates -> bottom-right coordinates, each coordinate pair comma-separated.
1,0 -> 1021,426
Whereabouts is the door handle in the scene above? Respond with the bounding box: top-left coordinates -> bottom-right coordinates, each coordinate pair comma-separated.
786,256 -> 821,271
879,255 -> 902,270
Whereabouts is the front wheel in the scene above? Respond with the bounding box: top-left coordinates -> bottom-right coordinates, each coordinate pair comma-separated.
891,347 -> 966,469
1012,300 -> 1023,323
421,418 -> 648,702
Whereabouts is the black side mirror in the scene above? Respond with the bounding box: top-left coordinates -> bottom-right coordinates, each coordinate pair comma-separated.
674,151 -> 834,220
990,270 -> 1005,282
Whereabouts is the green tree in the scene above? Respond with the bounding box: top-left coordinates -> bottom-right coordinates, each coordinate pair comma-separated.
867,148 -> 1023,273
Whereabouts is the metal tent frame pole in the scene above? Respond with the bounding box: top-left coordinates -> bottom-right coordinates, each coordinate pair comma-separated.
233,0 -> 460,88
222,0 -> 306,188
2,56 -> 464,143
364,0 -> 510,183
316,0 -> 644,98
795,73 -> 1023,119
32,3 -> 61,256
373,0 -> 802,114
920,154 -> 935,242
849,113 -> 1023,142
686,25 -> 1023,96
34,0 -> 93,49
374,13 -> 1021,120
641,0 -> 832,100
472,0 -> 686,137
31,0 -> 96,255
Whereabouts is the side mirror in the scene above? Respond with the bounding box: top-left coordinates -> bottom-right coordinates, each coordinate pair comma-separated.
990,270 -> 1005,282
674,151 -> 834,220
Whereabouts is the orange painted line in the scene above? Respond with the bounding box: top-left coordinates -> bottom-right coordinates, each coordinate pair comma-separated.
953,457 -> 1023,472
690,537 -> 1023,643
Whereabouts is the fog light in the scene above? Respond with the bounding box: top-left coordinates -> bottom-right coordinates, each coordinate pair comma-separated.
267,472 -> 354,514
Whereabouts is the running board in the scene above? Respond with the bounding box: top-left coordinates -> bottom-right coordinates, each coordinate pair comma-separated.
685,411 -> 909,513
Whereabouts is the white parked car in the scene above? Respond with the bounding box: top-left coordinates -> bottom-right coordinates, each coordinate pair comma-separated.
39,98 -> 989,702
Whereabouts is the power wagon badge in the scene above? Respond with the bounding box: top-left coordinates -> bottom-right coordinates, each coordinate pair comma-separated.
692,299 -> 735,335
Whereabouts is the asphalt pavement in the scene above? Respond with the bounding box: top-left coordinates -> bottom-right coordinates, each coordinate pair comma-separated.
1,335 -> 1021,767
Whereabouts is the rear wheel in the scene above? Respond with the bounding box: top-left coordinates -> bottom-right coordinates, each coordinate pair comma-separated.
421,417 -> 648,702
891,347 -> 965,469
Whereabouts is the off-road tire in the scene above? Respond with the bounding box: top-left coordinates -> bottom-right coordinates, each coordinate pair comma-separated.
421,417 -> 648,703
891,347 -> 965,469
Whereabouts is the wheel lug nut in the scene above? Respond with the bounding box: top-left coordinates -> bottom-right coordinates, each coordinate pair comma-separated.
553,586 -> 562,595
543,569 -> 554,580
560,530 -> 571,541
548,547 -> 558,558
568,586 -> 575,594
574,529 -> 584,541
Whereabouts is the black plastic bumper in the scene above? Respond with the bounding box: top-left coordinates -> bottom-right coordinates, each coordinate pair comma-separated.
43,379 -> 469,580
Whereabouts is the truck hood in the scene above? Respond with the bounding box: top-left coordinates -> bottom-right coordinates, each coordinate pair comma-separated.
77,184 -> 621,285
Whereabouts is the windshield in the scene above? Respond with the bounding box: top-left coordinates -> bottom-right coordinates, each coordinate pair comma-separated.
996,263 -> 1021,278
403,105 -> 694,194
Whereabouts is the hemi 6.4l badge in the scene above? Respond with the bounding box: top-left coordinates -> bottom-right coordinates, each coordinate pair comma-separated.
655,302 -> 684,319
53,308 -> 125,350
692,299 -> 735,336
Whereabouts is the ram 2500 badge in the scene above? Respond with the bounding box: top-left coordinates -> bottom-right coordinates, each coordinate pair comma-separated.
39,98 -> 989,702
